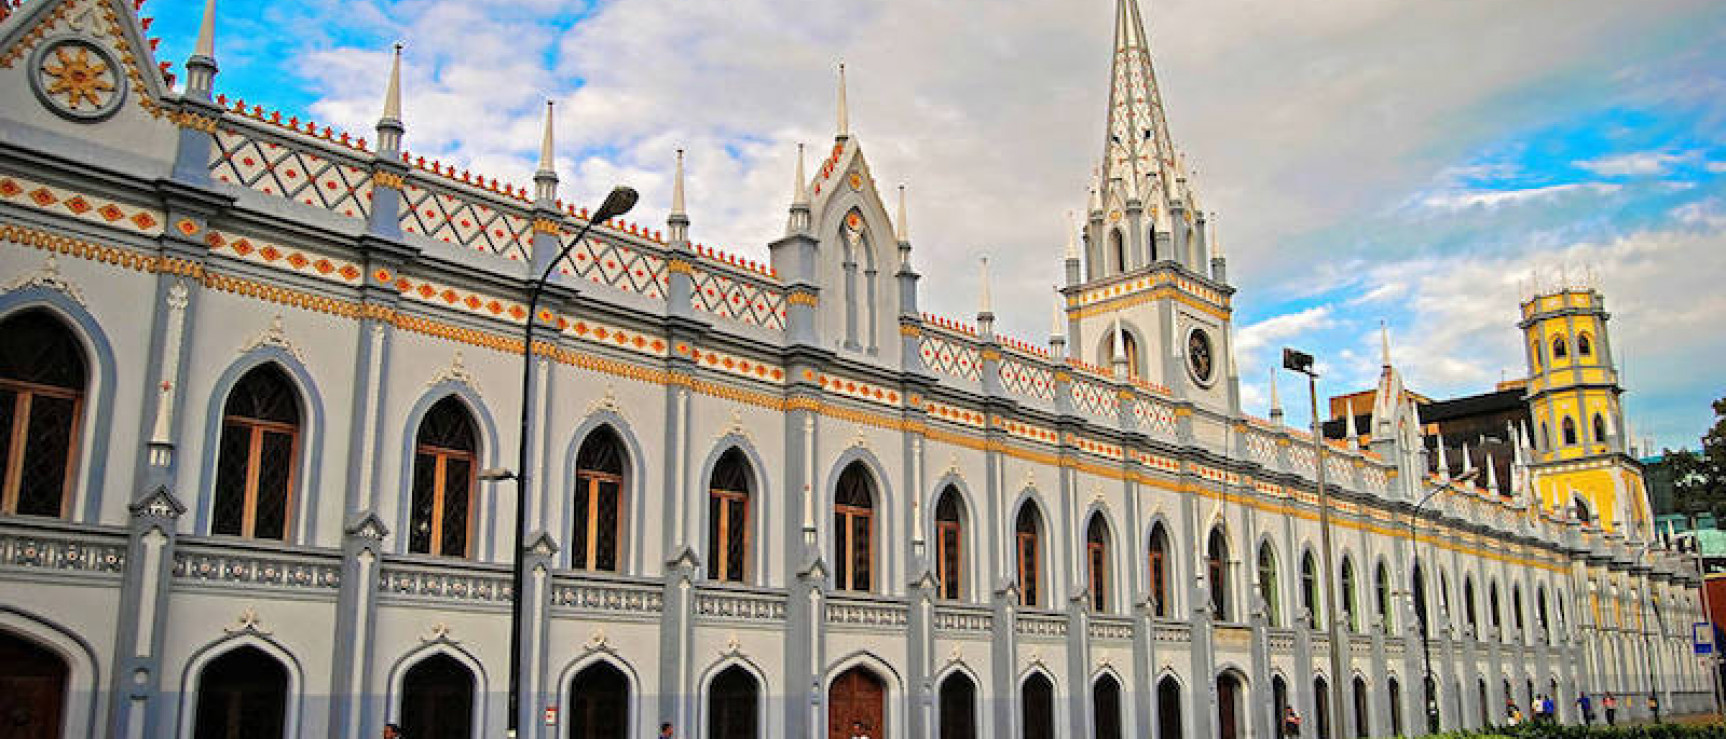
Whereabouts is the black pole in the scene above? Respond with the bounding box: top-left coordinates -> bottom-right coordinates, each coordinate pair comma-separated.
506,187 -> 636,737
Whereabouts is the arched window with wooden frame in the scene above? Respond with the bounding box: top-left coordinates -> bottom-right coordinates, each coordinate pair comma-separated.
1374,561 -> 1393,633
707,448 -> 752,584
1121,332 -> 1141,380
1148,524 -> 1171,618
1551,334 -> 1568,360
409,397 -> 478,558
1015,503 -> 1043,608
212,364 -> 302,540
934,487 -> 964,600
572,426 -> 627,571
1561,416 -> 1578,446
833,463 -> 875,592
1207,527 -> 1230,620
1085,514 -> 1110,613
1109,228 -> 1126,274
1302,551 -> 1322,628
0,310 -> 87,518
1258,542 -> 1281,627
1340,557 -> 1359,632
1592,414 -> 1608,443
1577,332 -> 1593,357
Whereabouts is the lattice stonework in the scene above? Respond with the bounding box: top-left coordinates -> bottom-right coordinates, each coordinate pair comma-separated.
1288,444 -> 1316,476
918,334 -> 982,382
557,232 -> 667,300
399,182 -> 529,260
997,357 -> 1055,401
690,266 -> 787,330
1134,397 -> 1178,437
209,129 -> 373,219
1069,379 -> 1119,418
1244,429 -> 1277,466
1362,465 -> 1388,492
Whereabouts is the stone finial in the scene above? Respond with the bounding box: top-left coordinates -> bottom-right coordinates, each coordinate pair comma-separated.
533,100 -> 558,205
194,0 -> 217,59
1436,433 -> 1450,479
1269,368 -> 1283,422
1344,398 -> 1359,450
977,256 -> 992,317
1065,210 -> 1079,261
1050,290 -> 1066,344
184,0 -> 219,97
895,184 -> 909,244
1461,440 -> 1473,474
1486,452 -> 1500,494
1380,320 -> 1392,368
786,144 -> 811,236
836,62 -> 849,138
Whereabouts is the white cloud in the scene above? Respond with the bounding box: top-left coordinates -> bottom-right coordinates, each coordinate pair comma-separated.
1574,150 -> 1698,176
1235,306 -> 1336,358
1706,161 -> 1726,173
1417,183 -> 1621,210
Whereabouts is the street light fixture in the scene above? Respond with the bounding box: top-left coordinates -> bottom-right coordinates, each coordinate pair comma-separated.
497,185 -> 638,738
1281,346 -> 1352,738
1409,467 -> 1478,734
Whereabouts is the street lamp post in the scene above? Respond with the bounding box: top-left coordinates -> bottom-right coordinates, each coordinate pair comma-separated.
1409,469 -> 1477,734
497,186 -> 638,738
1282,347 -> 1350,739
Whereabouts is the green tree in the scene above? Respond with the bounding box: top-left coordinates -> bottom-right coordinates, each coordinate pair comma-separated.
1666,396 -> 1726,524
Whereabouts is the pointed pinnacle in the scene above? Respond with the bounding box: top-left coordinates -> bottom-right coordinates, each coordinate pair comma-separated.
978,256 -> 993,316
1380,320 -> 1392,368
793,143 -> 809,206
1050,290 -> 1066,340
671,148 -> 687,217
895,185 -> 908,243
836,62 -> 849,138
536,100 -> 556,175
1269,369 -> 1282,413
194,0 -> 217,59
1065,210 -> 1079,260
381,43 -> 403,122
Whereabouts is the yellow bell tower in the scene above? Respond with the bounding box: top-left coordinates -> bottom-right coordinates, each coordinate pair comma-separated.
1520,287 -> 1649,536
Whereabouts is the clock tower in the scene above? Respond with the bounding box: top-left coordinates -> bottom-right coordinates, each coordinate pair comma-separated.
1062,0 -> 1238,414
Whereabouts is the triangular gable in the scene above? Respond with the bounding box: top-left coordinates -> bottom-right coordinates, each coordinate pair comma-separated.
1,0 -> 174,120
808,136 -> 895,240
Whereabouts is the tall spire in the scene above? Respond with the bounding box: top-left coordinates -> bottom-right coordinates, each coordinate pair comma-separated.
185,0 -> 218,97
1380,320 -> 1392,367
836,62 -> 849,139
786,144 -> 810,235
1344,399 -> 1359,450
1099,0 -> 1181,223
668,148 -> 689,243
1268,369 -> 1284,424
976,256 -> 994,335
533,100 -> 558,206
895,184 -> 909,244
1049,290 -> 1067,355
375,44 -> 405,155
1065,210 -> 1080,260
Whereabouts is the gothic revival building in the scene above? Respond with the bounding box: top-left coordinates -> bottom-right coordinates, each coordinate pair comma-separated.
0,0 -> 1709,737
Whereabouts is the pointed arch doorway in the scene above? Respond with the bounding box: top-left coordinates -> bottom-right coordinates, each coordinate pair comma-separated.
828,666 -> 886,739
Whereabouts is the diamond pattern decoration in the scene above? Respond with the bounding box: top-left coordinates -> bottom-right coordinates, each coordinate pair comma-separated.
1244,429 -> 1277,466
918,334 -> 982,382
398,181 -> 528,260
997,357 -> 1054,402
1069,378 -> 1119,418
689,265 -> 787,330
1133,396 -> 1178,437
210,128 -> 373,219
557,231 -> 667,301
0,174 -> 164,235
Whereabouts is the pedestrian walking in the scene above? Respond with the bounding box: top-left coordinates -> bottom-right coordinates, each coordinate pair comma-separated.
1604,692 -> 1618,726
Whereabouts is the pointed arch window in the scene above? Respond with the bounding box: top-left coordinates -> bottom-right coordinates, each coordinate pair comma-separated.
1374,562 -> 1392,633
1529,339 -> 1542,371
1258,543 -> 1280,627
1551,335 -> 1568,359
707,448 -> 751,583
1512,586 -> 1525,636
1561,416 -> 1578,446
1086,515 -> 1109,612
1464,579 -> 1478,634
1302,551 -> 1322,628
1148,524 -> 1170,618
1592,414 -> 1608,443
212,365 -> 301,540
1577,332 -> 1593,357
934,487 -> 964,600
410,397 -> 477,557
1109,229 -> 1126,273
0,310 -> 87,518
1341,557 -> 1359,632
1121,332 -> 1141,380
1015,503 -> 1042,608
1207,528 -> 1230,620
573,427 -> 627,571
834,463 -> 875,592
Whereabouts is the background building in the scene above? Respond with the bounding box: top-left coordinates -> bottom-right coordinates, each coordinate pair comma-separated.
0,0 -> 1710,737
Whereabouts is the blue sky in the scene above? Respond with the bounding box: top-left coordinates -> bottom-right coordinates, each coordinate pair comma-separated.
144,0 -> 1726,450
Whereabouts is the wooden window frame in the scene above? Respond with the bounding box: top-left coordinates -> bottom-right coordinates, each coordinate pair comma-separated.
574,467 -> 624,571
220,413 -> 301,539
708,486 -> 749,583
0,379 -> 83,517
834,501 -> 874,592
1087,539 -> 1108,613
413,439 -> 475,558
1148,533 -> 1168,618
936,517 -> 963,601
1016,527 -> 1040,608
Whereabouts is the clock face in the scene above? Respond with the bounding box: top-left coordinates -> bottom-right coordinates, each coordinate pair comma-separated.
1187,329 -> 1215,384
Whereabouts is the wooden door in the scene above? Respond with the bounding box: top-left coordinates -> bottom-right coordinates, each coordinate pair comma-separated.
0,631 -> 66,739
828,668 -> 885,739
1219,676 -> 1241,739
